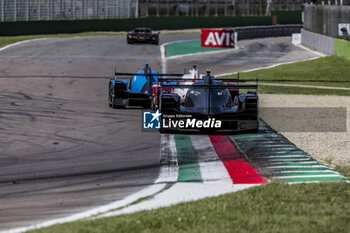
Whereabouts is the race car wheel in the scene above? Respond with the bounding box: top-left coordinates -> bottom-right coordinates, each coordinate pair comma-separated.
111,97 -> 116,109
152,38 -> 159,45
108,89 -> 113,108
110,88 -> 117,108
151,96 -> 157,111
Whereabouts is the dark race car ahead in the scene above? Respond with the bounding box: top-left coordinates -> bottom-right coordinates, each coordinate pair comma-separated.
127,28 -> 159,45
108,63 -> 183,108
158,70 -> 259,133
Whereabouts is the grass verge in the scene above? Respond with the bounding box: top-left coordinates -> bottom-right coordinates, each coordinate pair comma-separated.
221,56 -> 350,95
29,173 -> 350,233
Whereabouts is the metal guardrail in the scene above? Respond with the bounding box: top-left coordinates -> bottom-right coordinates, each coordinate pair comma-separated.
234,24 -> 303,40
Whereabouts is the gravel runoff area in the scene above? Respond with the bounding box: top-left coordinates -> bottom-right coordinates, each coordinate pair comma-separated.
259,94 -> 350,167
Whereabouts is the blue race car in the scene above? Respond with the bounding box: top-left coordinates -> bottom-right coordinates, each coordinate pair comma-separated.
108,63 -> 182,108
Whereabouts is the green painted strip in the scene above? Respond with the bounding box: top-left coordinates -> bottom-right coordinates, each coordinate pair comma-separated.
266,159 -> 312,163
257,155 -> 309,158
174,134 -> 202,182
254,152 -> 309,157
279,176 -> 347,183
165,40 -> 230,58
275,172 -> 338,177
267,162 -> 321,166
232,134 -> 279,140
267,160 -> 322,167
266,147 -> 298,151
272,151 -> 308,155
267,164 -> 321,169
257,144 -> 295,147
270,167 -> 330,171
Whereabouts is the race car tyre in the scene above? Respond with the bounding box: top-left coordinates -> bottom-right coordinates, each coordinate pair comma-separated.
110,87 -> 117,108
152,39 -> 159,45
245,128 -> 259,134
108,89 -> 113,108
151,96 -> 157,111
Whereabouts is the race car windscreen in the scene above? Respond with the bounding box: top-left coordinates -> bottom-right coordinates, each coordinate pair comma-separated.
183,86 -> 233,114
209,88 -> 234,114
134,29 -> 152,33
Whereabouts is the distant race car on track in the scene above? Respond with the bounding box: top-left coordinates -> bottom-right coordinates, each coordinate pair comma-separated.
108,63 -> 182,108
127,28 -> 159,44
158,70 -> 259,133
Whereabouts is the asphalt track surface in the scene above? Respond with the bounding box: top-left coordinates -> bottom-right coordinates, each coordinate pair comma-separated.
0,34 -> 318,230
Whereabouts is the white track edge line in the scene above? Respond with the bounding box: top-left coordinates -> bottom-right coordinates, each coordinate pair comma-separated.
215,56 -> 322,78
0,38 -> 49,52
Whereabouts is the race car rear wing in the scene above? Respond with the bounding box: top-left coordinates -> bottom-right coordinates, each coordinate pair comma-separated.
157,71 -> 257,85
158,74 -> 258,90
158,84 -> 258,89
114,72 -> 184,78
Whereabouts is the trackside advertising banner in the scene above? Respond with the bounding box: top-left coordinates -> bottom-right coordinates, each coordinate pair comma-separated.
201,28 -> 236,48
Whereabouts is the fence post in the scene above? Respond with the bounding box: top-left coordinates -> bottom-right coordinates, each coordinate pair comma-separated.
61,0 -> 63,19
73,0 -> 76,19
266,0 -> 271,16
38,0 -> 40,20
83,0 -> 85,18
116,0 -> 118,18
232,0 -> 236,16
191,0 -> 194,16
1,0 -> 3,22
95,0 -> 98,18
14,0 -> 17,21
177,0 -> 179,16
187,0 -> 189,16
167,0 -> 170,16
136,0 -> 139,17
47,0 -> 50,20
157,0 -> 160,16
26,0 -> 29,20
146,0 -> 149,16
104,0 -> 107,19
128,0 -> 130,18
206,0 -> 210,16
